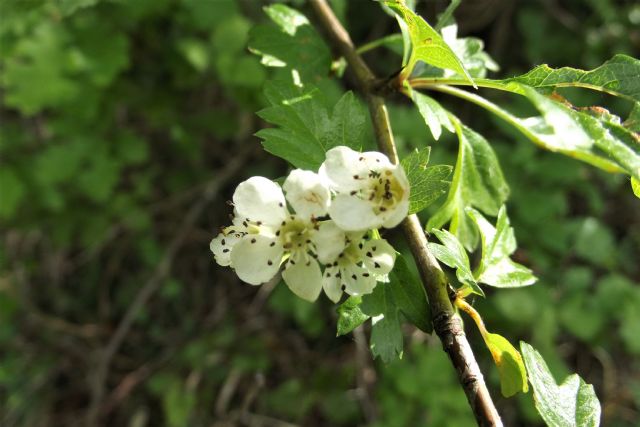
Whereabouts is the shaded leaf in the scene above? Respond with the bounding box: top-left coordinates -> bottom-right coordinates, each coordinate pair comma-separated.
383,0 -> 474,85
483,333 -> 528,397
401,147 -> 452,214
520,342 -> 601,427
388,255 -> 431,333
336,296 -> 369,336
427,229 -> 483,296
427,122 -> 509,250
248,4 -> 330,83
256,81 -> 366,170
467,206 -> 537,288
361,283 -> 403,363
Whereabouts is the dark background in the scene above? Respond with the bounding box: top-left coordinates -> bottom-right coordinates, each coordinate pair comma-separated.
1,0 -> 639,425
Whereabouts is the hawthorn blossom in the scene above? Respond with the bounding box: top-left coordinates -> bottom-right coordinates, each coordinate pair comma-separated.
321,233 -> 397,302
320,146 -> 410,232
210,173 -> 342,302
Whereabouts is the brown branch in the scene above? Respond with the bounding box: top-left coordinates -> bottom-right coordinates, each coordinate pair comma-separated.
309,1 -> 503,426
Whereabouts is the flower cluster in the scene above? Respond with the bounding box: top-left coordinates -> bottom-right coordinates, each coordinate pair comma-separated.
210,146 -> 410,302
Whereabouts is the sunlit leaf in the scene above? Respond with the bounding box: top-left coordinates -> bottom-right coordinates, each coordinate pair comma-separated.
256,81 -> 367,170
409,90 -> 454,140
521,342 -> 601,427
401,147 -> 452,214
383,0 -> 474,85
504,54 -> 640,102
467,206 -> 537,288
427,229 -> 483,296
427,122 -> 509,250
483,333 -> 528,397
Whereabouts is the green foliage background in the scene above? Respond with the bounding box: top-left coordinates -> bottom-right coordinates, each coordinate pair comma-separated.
1,0 -> 639,425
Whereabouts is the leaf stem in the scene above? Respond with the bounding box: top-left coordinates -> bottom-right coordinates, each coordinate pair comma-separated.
455,297 -> 489,339
309,1 -> 503,426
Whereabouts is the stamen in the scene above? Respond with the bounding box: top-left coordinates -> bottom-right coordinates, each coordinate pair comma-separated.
374,262 -> 381,268
268,260 -> 273,265
250,238 -> 256,243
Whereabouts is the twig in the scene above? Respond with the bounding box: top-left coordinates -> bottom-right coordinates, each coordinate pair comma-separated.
309,1 -> 502,425
85,148 -> 252,426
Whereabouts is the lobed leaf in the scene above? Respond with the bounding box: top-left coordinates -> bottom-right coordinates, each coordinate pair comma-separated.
383,0 -> 474,85
401,147 -> 452,214
520,342 -> 601,427
361,282 -> 403,363
336,296 -> 369,336
427,122 -> 509,250
467,206 -> 537,288
427,229 -> 483,296
248,4 -> 331,83
256,81 -> 367,170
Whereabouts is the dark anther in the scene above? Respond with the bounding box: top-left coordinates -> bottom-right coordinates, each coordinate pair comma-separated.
358,243 -> 363,249
275,230 -> 281,236
341,284 -> 347,291
353,174 -> 359,179
251,238 -> 256,243
372,246 -> 377,251
270,242 -> 276,247
351,274 -> 357,280
374,262 -> 381,268
221,239 -> 226,245
268,260 -> 273,265
366,251 -> 373,257
278,202 -> 284,207
350,190 -> 357,196
222,249 -> 229,253
363,273 -> 370,277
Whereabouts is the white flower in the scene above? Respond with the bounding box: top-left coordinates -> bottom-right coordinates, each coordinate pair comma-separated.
321,234 -> 397,302
320,146 -> 410,232
211,174 -> 341,302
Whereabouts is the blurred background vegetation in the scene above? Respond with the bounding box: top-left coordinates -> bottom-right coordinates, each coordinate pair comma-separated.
1,0 -> 639,426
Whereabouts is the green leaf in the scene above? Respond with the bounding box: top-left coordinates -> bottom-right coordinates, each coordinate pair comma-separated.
401,147 -> 452,214
248,5 -> 331,84
256,81 -> 367,170
632,177 -> 640,198
361,282 -> 403,363
427,229 -> 483,296
467,206 -> 537,288
521,87 -> 640,180
504,54 -> 640,102
441,25 -> 499,79
427,121 -> 509,250
483,333 -> 528,397
520,342 -> 601,427
625,102 -> 640,132
0,169 -> 25,219
388,255 -> 432,333
409,90 -> 454,140
336,296 -> 369,336
383,0 -> 474,85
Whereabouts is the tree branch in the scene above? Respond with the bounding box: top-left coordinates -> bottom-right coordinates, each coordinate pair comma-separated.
309,1 -> 503,425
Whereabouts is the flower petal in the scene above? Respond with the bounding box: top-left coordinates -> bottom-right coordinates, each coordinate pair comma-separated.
329,194 -> 382,232
362,239 -> 396,275
210,231 -> 243,266
282,257 -> 323,302
343,264 -> 376,296
283,169 -> 331,219
319,146 -> 368,192
382,198 -> 409,228
313,220 -> 347,264
322,266 -> 343,303
233,177 -> 287,226
230,235 -> 283,285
